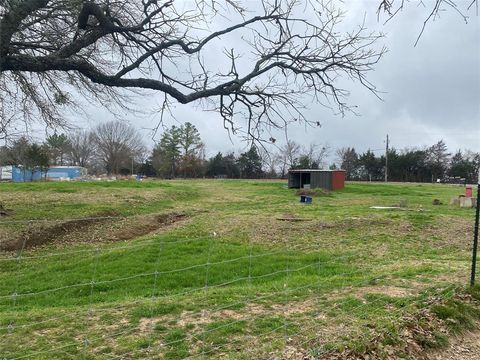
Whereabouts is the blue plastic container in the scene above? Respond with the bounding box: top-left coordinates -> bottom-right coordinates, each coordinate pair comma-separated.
300,195 -> 313,204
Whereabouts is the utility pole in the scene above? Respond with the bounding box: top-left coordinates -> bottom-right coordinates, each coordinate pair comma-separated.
470,170 -> 480,286
385,134 -> 389,182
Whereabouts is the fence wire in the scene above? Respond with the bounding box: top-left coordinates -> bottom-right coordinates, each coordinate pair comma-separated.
0,211 -> 468,360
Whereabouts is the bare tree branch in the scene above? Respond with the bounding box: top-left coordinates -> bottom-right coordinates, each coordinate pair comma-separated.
1,0 -> 387,141
377,0 -> 474,46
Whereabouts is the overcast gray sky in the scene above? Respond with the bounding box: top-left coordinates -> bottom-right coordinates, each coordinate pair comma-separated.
71,0 -> 479,163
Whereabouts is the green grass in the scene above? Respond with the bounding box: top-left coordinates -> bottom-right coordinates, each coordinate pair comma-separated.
0,180 -> 478,359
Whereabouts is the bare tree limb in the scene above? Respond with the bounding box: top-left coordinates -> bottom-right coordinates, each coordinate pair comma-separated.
0,0 -> 389,141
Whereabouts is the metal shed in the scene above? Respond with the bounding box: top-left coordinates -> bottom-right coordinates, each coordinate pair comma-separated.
288,169 -> 346,191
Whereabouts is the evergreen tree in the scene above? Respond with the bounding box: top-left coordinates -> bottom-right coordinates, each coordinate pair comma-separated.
294,155 -> 319,169
151,126 -> 182,178
224,153 -> 241,179
238,147 -> 263,179
427,140 -> 450,182
336,147 -> 359,180
4,137 -> 30,166
6,138 -> 49,181
178,122 -> 204,177
449,150 -> 479,183
206,152 -> 226,177
46,133 -> 69,165
358,150 -> 382,181
25,144 -> 49,180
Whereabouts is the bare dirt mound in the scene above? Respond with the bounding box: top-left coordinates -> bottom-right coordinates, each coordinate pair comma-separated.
0,212 -> 189,251
110,213 -> 188,242
295,189 -> 331,197
0,202 -> 14,217
0,211 -> 119,251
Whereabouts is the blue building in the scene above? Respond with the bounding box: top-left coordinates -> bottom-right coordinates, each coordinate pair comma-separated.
12,166 -> 87,182
12,166 -> 43,182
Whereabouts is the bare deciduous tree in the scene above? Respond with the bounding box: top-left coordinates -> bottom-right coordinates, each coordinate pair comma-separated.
0,0 -> 386,141
257,146 -> 280,177
66,129 -> 94,167
377,0 -> 477,46
300,143 -> 330,169
91,121 -> 145,175
278,140 -> 301,177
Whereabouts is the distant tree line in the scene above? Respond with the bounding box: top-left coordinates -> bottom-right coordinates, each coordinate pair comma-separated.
0,121 -> 146,177
336,140 -> 480,184
1,124 -> 478,183
145,134 -> 331,179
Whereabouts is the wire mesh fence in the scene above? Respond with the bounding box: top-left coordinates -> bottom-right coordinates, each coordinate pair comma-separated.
0,205 -> 469,359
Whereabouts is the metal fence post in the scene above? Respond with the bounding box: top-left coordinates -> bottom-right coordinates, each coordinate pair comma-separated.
470,171 -> 480,287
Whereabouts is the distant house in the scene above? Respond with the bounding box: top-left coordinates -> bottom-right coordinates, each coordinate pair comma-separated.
288,169 -> 346,191
11,166 -> 87,182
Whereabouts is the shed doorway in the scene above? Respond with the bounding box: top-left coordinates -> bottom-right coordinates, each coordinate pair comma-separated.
300,173 -> 310,188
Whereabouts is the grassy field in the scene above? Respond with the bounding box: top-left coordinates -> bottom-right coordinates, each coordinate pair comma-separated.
0,180 -> 479,359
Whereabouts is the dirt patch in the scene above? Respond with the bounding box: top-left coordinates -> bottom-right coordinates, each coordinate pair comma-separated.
138,298 -> 317,335
0,203 -> 14,217
110,213 -> 188,242
420,216 -> 472,250
295,189 -> 331,197
327,285 -> 414,301
0,211 -> 119,251
211,213 -> 400,250
0,212 -> 189,251
358,285 -> 413,298
277,214 -> 313,222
